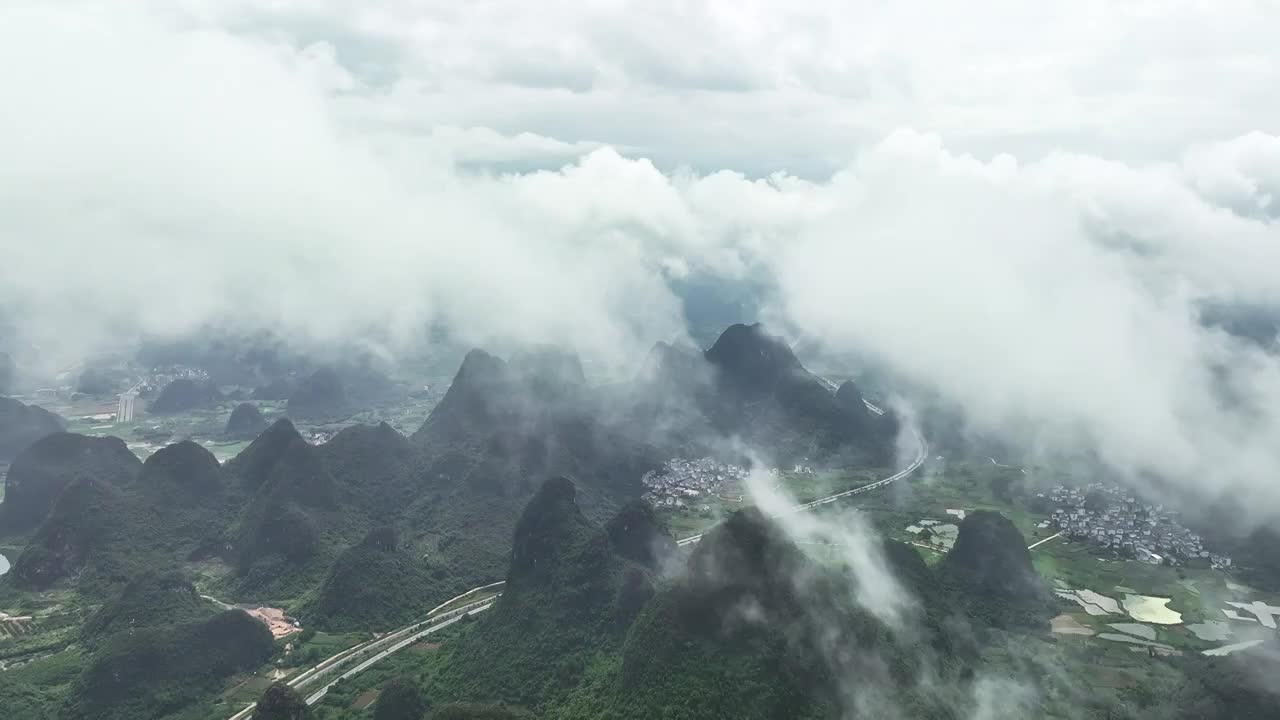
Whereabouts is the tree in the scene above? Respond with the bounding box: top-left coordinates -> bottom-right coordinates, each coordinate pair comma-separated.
374,676 -> 429,720
255,682 -> 309,720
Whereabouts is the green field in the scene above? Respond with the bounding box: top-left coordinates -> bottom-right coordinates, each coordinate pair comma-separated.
655,465 -> 886,540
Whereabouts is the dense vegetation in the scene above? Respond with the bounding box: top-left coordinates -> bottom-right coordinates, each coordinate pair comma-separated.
429,705 -> 535,720
255,681 -> 312,720
138,439 -> 224,501
633,323 -> 899,466
298,527 -> 439,631
936,510 -> 1053,628
430,476 -> 650,709
150,377 -> 221,413
288,367 -> 349,420
421,478 -> 971,718
80,570 -> 215,644
0,323 -> 1101,720
225,401 -> 269,440
0,397 -> 64,461
374,675 -> 430,720
62,570 -> 273,720
0,433 -> 140,533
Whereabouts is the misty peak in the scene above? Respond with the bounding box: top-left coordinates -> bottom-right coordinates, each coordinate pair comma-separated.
223,402 -> 267,440
225,417 -> 332,502
508,476 -> 601,586
606,500 -> 674,568
286,366 -> 348,420
329,420 -> 407,451
150,377 -> 220,413
509,346 -> 586,387
688,507 -> 802,594
455,348 -> 508,383
236,418 -> 304,463
705,323 -> 802,389
937,510 -> 1051,628
637,340 -> 706,386
0,395 -> 64,461
834,380 -> 866,408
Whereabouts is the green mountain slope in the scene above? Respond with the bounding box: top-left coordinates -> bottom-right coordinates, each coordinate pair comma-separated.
1,433 -> 140,534
0,397 -> 64,462
431,477 -> 662,711
65,609 -> 273,720
298,527 -> 439,631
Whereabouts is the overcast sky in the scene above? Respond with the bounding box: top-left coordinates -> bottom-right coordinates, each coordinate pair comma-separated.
106,0 -> 1280,176
2,0 -> 1279,518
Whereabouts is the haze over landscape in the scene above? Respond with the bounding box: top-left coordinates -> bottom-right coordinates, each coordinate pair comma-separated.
1,2 -> 1279,720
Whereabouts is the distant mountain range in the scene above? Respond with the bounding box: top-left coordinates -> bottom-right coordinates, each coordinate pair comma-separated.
0,323 -> 901,599
0,322 -> 1278,720
0,322 -> 959,720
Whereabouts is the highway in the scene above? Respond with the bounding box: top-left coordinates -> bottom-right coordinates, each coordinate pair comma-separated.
226,584 -> 503,720
676,393 -> 928,548
226,384 -> 922,716
302,598 -> 496,706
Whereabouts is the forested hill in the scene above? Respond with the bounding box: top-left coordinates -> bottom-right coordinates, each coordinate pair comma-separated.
0,321 -> 903,606
0,322 -> 918,720
0,396 -> 64,461
632,322 -> 900,466
422,481 -> 1010,718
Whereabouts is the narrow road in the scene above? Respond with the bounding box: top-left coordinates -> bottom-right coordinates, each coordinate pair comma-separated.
989,457 -> 1028,475
1027,531 -> 1063,550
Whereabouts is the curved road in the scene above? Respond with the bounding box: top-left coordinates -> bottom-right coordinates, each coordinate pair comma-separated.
227,388 -> 925,717
226,585 -> 503,720
676,396 -> 928,547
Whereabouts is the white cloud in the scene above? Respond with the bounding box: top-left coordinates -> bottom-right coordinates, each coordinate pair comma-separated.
771,130 -> 1280,521
160,0 -> 1280,174
0,5 -> 688,371
1,1 -> 1279,520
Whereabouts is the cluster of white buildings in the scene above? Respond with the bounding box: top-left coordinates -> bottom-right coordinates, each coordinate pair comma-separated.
135,365 -> 209,395
307,430 -> 336,445
641,457 -> 749,510
1045,484 -> 1231,569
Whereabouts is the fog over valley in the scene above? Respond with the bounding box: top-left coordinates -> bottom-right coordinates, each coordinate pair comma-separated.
0,3 -> 1279,720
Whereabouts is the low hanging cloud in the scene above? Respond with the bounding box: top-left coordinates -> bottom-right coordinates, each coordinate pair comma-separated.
0,4 -> 688,372
771,130 -> 1280,522
2,3 -> 1279,521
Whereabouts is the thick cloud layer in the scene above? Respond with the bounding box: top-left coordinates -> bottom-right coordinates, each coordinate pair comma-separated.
2,2 -> 1279,519
775,131 -> 1280,520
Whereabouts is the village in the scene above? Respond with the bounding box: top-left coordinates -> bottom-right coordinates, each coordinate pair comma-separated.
1044,483 -> 1232,570
641,457 -> 748,511
640,456 -> 823,513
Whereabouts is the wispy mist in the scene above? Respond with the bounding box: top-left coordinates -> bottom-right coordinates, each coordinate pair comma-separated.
2,2 -> 1279,522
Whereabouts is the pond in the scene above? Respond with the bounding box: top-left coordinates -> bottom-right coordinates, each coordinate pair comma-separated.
1122,594 -> 1182,624
0,552 -> 10,577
